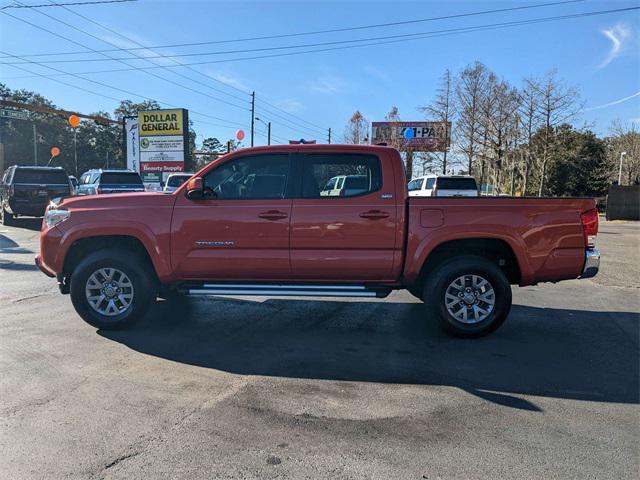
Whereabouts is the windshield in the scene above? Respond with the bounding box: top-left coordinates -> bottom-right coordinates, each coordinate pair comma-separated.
100,172 -> 143,185
167,175 -> 191,187
408,178 -> 423,191
13,169 -> 68,184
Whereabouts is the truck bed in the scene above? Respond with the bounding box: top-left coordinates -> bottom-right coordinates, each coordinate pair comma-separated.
404,196 -> 596,286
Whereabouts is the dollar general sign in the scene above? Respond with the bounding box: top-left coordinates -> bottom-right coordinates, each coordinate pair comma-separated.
138,109 -> 184,136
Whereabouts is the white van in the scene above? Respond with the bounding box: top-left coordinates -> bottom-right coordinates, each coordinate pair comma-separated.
408,175 -> 479,197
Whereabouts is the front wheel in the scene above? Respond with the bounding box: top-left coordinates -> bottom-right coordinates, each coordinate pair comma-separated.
70,248 -> 157,330
423,255 -> 512,338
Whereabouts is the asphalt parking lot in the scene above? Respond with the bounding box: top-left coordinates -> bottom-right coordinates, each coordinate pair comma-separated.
1,218 -> 638,479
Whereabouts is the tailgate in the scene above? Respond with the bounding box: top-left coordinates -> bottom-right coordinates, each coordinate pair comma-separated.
13,183 -> 69,201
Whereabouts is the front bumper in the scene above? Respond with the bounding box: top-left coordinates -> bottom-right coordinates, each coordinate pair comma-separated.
580,248 -> 600,279
35,255 -> 56,278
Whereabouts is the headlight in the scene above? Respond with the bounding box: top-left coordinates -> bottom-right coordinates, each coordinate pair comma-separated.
45,208 -> 70,228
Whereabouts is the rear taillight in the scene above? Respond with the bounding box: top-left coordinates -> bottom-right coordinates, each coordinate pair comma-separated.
8,185 -> 14,197
580,208 -> 598,249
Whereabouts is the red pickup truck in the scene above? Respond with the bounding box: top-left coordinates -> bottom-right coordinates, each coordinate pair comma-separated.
36,144 -> 600,337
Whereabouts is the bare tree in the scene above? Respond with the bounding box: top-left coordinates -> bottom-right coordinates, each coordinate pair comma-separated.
455,62 -> 489,176
531,70 -> 581,195
518,77 -> 542,195
477,74 -> 520,194
608,119 -> 640,185
420,69 -> 455,174
343,110 -> 369,144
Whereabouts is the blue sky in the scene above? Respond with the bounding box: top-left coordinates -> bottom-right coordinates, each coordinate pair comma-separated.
1,0 -> 639,147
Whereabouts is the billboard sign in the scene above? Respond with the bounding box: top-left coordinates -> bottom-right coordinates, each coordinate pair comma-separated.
124,117 -> 139,172
371,121 -> 451,151
137,108 -> 189,184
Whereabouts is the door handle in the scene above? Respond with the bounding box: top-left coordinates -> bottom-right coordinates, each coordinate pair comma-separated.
359,210 -> 390,220
258,210 -> 288,221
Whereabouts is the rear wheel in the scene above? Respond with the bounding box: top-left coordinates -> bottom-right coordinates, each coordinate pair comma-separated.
423,255 -> 512,338
70,248 -> 157,330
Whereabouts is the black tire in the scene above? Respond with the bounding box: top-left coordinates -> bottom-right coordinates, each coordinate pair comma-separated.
423,255 -> 512,338
1,204 -> 15,226
70,248 -> 157,330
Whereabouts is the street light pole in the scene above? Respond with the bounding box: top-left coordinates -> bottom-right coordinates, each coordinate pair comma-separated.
618,151 -> 627,185
32,123 -> 37,165
255,117 -> 271,145
250,91 -> 255,147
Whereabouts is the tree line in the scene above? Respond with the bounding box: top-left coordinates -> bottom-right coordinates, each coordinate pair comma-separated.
0,83 -> 237,176
343,62 -> 639,197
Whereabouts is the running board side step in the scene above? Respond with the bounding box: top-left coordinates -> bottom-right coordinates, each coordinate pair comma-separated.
181,283 -> 391,298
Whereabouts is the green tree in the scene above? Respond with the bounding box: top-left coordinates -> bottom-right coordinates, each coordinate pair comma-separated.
545,125 -> 611,197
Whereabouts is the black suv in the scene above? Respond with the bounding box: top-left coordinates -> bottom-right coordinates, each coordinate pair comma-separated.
76,169 -> 145,196
1,165 -> 73,225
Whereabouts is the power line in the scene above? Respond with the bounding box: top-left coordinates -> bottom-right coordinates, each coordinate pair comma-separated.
1,4 -> 251,112
43,0 -> 251,105
0,50 -> 248,129
50,5 -> 330,138
255,102 -> 327,138
3,0 -> 326,135
1,0 -> 135,9
5,6 -> 638,66
4,0 -> 328,137
5,6 -> 635,75
2,0 -> 585,56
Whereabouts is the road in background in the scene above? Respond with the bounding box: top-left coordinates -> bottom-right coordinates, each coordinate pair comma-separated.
1,219 -> 638,479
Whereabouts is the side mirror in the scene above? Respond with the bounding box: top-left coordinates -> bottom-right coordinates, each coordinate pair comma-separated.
185,177 -> 204,200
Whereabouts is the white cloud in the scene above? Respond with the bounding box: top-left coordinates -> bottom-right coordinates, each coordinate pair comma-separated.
598,23 -> 633,69
363,64 -> 391,83
208,72 -> 249,92
98,31 -> 178,67
583,91 -> 640,111
305,74 -> 347,95
274,98 -> 304,113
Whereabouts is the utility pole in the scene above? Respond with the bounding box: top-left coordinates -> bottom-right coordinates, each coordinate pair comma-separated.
618,151 -> 627,185
250,91 -> 255,147
32,123 -> 37,165
267,121 -> 271,146
327,127 -> 332,144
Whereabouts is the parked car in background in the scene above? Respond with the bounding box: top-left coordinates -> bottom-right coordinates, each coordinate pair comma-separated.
320,174 -> 370,196
76,169 -> 144,196
408,175 -> 479,197
1,165 -> 73,225
68,175 -> 78,195
163,173 -> 193,193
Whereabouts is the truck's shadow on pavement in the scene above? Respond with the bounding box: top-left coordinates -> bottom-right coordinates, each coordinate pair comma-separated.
101,296 -> 639,410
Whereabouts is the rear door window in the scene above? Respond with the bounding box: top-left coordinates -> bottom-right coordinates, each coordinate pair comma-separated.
301,154 -> 382,198
100,172 -> 143,185
13,169 -> 68,184
425,178 -> 436,189
436,177 -> 477,190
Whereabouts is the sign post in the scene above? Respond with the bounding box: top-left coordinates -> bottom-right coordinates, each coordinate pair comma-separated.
68,115 -> 80,176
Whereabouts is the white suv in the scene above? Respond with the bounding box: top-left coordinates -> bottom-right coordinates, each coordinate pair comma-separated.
408,175 -> 479,197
